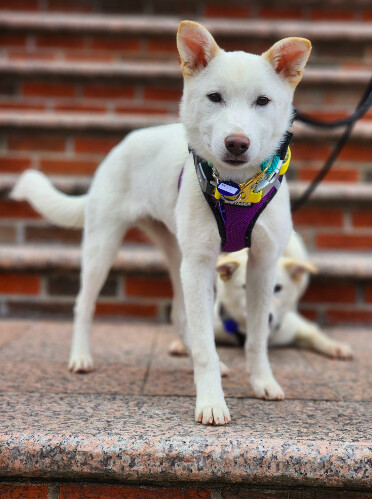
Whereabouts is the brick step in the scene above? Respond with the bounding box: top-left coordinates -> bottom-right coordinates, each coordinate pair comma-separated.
1,59 -> 370,117
0,319 -> 370,494
1,244 -> 372,325
0,13 -> 371,66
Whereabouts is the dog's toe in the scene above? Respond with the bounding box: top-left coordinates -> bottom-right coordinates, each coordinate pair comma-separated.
329,342 -> 353,360
220,360 -> 230,377
251,375 -> 285,401
69,355 -> 94,373
168,338 -> 188,356
195,401 -> 231,425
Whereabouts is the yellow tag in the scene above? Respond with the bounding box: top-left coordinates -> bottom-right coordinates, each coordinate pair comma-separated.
279,147 -> 291,175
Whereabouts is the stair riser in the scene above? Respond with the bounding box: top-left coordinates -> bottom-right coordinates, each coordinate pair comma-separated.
1,267 -> 372,326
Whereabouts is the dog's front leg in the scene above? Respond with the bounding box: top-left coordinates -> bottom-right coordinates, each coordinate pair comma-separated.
180,252 -> 230,425
245,250 -> 284,400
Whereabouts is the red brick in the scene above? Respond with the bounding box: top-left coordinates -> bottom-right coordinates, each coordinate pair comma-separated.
0,34 -> 27,47
124,227 -> 152,245
298,168 -> 359,183
8,51 -> 57,61
291,143 -> 332,161
0,0 -> 38,9
0,200 -> 41,219
35,34 -> 84,49
22,82 -> 76,98
7,134 -> 66,152
40,158 -> 98,175
352,211 -> 372,228
116,105 -> 168,115
339,144 -> 372,162
302,282 -> 356,304
297,308 -> 318,321
292,208 -> 343,227
0,483 -> 48,498
60,484 -> 210,499
46,0 -> 93,12
125,276 -> 173,299
144,86 -> 182,102
55,103 -> 107,113
64,51 -> 115,63
90,36 -> 140,51
0,156 -> 31,173
317,233 -> 372,251
83,84 -> 135,99
95,302 -> 158,318
74,137 -> 119,155
310,8 -> 354,20
204,5 -> 250,17
0,225 -> 17,243
25,226 -> 82,244
325,308 -> 372,325
363,10 -> 372,21
0,273 -> 40,295
0,101 -> 45,111
364,285 -> 372,303
258,7 -> 302,19
147,38 -> 178,54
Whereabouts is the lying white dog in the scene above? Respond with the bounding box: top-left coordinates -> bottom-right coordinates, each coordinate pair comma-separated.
170,232 -> 353,377
11,21 -> 312,424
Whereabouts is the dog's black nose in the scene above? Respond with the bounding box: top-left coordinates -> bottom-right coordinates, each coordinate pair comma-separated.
225,135 -> 250,156
268,313 -> 273,326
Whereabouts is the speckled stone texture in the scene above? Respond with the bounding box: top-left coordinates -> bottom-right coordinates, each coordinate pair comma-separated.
0,319 -> 370,491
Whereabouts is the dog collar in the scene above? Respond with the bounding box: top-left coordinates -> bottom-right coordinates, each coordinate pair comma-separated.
192,131 -> 292,206
219,304 -> 246,347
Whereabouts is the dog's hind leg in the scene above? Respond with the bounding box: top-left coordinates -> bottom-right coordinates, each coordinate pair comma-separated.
69,213 -> 128,373
138,219 -> 190,352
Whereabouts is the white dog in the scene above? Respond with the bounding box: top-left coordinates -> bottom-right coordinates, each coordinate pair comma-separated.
10,21 -> 312,424
170,232 -> 353,374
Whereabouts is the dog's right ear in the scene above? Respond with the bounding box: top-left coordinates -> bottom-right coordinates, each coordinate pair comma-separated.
216,261 -> 240,281
177,21 -> 221,78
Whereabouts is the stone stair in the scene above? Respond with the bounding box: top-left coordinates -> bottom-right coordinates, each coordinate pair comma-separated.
0,3 -> 372,324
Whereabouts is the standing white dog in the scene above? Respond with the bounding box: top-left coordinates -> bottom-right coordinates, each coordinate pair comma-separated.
10,21 -> 311,425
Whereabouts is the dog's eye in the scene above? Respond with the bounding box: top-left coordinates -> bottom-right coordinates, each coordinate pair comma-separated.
274,284 -> 283,293
256,96 -> 270,106
208,92 -> 222,103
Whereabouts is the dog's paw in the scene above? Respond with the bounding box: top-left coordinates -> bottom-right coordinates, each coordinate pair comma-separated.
168,338 -> 188,356
195,400 -> 231,425
251,375 -> 285,400
69,354 -> 94,373
220,360 -> 230,377
325,340 -> 353,360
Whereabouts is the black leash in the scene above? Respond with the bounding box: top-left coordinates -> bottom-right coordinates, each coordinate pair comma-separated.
291,76 -> 372,212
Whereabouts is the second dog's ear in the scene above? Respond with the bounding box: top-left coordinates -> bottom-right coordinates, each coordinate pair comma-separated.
177,21 -> 221,78
283,258 -> 318,282
216,261 -> 240,281
263,37 -> 312,88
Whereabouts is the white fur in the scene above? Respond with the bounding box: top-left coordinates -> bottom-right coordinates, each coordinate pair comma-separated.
10,22 -> 311,425
211,232 -> 353,364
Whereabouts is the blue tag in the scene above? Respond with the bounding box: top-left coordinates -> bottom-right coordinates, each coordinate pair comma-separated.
217,181 -> 240,198
223,318 -> 239,334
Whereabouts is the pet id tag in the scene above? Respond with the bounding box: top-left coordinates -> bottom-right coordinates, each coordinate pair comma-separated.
216,181 -> 240,199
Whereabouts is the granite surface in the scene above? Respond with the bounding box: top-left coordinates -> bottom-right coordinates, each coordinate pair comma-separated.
0,319 -> 370,489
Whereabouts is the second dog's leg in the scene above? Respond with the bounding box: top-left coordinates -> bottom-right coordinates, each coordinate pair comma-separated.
245,253 -> 284,400
69,218 -> 127,373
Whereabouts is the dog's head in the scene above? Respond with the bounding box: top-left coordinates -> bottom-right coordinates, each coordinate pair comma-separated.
216,249 -> 317,333
177,21 -> 311,180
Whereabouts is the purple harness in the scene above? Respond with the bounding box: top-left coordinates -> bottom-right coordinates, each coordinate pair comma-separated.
178,150 -> 285,252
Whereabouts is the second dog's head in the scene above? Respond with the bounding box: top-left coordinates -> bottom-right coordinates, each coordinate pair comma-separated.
216,248 -> 317,333
177,21 -> 311,181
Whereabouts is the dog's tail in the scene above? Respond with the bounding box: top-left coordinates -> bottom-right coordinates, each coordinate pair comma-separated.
10,170 -> 86,229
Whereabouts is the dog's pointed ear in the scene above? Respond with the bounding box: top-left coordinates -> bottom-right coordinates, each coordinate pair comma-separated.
283,257 -> 318,282
216,260 -> 240,281
177,21 -> 221,78
263,37 -> 312,88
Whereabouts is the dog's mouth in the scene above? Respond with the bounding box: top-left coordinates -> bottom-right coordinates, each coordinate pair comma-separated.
223,159 -> 247,167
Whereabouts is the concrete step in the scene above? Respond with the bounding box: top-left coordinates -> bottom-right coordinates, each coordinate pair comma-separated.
0,319 -> 370,494
0,12 -> 371,67
1,243 -> 372,326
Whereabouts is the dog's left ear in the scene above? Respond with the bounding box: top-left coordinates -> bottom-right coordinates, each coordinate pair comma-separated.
177,21 -> 222,78
283,258 -> 318,282
216,261 -> 240,281
263,37 -> 312,88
